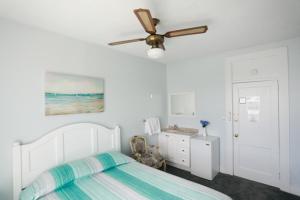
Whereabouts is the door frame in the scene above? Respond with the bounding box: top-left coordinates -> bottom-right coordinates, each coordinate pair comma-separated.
224,47 -> 290,192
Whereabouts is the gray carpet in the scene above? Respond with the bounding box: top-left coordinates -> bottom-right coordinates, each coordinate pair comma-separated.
166,165 -> 300,200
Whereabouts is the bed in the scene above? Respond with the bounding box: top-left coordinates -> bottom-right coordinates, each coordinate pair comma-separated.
13,123 -> 231,200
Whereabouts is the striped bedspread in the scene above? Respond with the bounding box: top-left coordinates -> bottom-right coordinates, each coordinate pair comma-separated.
21,152 -> 231,200
39,162 -> 230,200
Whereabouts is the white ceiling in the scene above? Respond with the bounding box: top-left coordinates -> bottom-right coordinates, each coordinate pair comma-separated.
0,0 -> 300,63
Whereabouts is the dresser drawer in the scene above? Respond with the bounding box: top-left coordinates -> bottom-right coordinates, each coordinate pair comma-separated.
178,157 -> 190,167
160,132 -> 192,168
178,147 -> 189,155
178,136 -> 189,147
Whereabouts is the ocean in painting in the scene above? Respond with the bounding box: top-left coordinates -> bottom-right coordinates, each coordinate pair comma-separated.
45,93 -> 104,115
45,72 -> 104,116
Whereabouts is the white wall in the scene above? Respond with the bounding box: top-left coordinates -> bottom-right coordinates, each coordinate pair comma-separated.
0,18 -> 167,199
167,37 -> 300,194
1,16 -> 299,199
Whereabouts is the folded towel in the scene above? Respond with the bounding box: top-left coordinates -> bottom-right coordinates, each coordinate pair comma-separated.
145,117 -> 161,135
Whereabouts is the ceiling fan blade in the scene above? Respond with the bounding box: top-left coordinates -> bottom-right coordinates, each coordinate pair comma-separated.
164,26 -> 208,38
134,9 -> 156,34
108,38 -> 145,46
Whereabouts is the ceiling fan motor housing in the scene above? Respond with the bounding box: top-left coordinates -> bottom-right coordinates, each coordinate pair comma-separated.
146,34 -> 164,48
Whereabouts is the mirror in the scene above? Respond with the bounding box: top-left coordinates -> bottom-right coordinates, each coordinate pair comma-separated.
169,92 -> 196,116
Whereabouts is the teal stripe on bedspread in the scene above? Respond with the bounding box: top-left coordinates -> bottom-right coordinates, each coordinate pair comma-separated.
50,164 -> 75,188
95,153 -> 117,169
55,183 -> 91,200
106,168 -> 183,200
118,162 -> 219,200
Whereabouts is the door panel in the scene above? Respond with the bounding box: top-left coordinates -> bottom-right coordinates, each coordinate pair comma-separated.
233,81 -> 279,187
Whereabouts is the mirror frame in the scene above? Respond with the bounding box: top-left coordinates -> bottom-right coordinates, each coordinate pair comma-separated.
168,92 -> 196,117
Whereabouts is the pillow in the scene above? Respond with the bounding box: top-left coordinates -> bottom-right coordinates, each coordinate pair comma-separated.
20,151 -> 134,200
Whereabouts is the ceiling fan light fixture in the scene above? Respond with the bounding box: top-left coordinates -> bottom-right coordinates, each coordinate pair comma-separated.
147,47 -> 164,59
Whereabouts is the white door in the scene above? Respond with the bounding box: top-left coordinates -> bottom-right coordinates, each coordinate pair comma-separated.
233,81 -> 279,187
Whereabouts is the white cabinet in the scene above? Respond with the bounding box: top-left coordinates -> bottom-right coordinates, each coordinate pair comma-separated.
158,132 -> 168,158
191,136 -> 220,180
159,132 -> 192,169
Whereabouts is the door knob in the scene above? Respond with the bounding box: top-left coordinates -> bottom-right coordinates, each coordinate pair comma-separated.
234,134 -> 239,138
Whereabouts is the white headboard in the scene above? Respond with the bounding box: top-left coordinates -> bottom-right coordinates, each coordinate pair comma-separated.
13,122 -> 120,200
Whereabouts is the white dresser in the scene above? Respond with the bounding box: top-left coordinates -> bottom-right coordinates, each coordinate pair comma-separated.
191,136 -> 220,180
158,131 -> 196,170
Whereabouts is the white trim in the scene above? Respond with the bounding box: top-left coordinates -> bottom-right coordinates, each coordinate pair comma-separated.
12,142 -> 22,200
223,60 -> 234,175
13,122 -> 120,200
224,47 -> 290,191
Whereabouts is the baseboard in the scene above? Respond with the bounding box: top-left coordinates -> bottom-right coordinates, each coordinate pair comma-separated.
167,161 -> 191,172
220,166 -> 233,175
290,185 -> 300,197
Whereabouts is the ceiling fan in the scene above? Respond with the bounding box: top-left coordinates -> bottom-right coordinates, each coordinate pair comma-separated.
108,8 -> 208,59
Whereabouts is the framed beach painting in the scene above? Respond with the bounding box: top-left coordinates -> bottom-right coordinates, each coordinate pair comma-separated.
45,72 -> 104,115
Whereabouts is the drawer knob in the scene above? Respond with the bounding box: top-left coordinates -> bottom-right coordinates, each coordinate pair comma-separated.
182,160 -> 185,162
182,149 -> 185,152
206,143 -> 210,146
182,139 -> 185,142
251,68 -> 258,75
